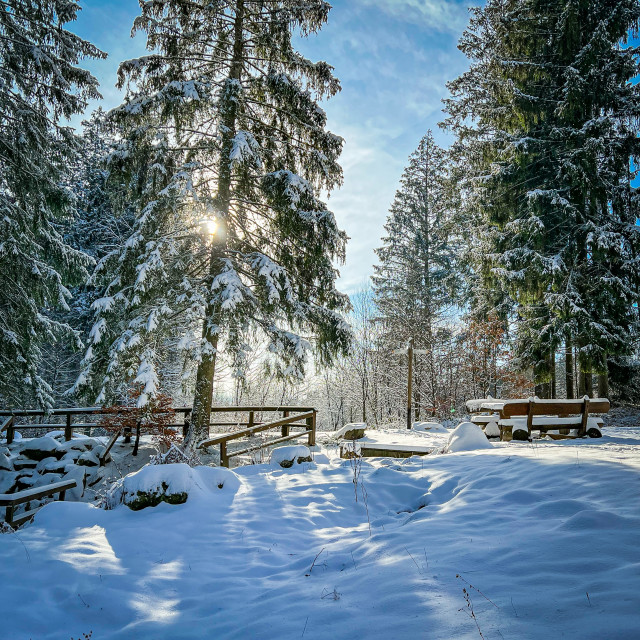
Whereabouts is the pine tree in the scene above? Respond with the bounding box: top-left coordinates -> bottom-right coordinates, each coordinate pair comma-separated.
372,131 -> 461,417
444,0 -> 640,396
0,0 -> 104,408
373,132 -> 460,342
77,0 -> 351,445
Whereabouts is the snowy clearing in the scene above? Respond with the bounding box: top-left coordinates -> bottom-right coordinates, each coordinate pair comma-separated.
1,426 -> 639,639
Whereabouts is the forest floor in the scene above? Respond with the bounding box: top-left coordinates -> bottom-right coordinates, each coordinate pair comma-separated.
1,421 -> 639,639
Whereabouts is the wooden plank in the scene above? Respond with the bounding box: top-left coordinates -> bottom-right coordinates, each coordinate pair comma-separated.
10,508 -> 41,528
100,430 -> 121,466
199,411 -> 315,448
500,401 -> 532,418
0,479 -> 77,507
229,430 -> 313,458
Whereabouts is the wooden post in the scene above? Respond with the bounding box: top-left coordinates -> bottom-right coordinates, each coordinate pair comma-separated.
182,410 -> 191,438
248,410 -> 255,431
220,440 -> 229,468
132,420 -> 142,456
579,396 -> 590,437
5,416 -> 14,445
407,337 -> 414,430
5,505 -> 14,526
64,412 -> 72,442
281,410 -> 290,437
309,411 -> 316,447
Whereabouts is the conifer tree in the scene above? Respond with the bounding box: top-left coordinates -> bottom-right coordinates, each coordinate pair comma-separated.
372,131 -> 461,417
373,132 -> 461,347
0,0 -> 104,407
444,0 -> 640,395
77,0 -> 351,445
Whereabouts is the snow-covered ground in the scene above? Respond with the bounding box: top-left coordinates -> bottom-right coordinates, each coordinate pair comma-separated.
1,424 -> 640,639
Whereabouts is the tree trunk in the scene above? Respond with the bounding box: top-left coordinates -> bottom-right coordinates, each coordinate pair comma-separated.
585,370 -> 593,397
598,364 -> 609,399
565,337 -> 574,399
550,352 -> 556,399
187,0 -> 245,449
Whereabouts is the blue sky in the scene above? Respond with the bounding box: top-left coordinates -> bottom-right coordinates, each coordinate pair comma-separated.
71,0 -> 475,294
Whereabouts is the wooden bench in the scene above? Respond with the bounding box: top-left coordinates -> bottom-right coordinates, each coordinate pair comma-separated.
339,441 -> 431,459
0,479 -> 77,528
496,398 -> 609,441
467,397 -> 610,440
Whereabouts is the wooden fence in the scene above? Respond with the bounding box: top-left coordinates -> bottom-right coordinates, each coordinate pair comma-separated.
0,405 -> 317,468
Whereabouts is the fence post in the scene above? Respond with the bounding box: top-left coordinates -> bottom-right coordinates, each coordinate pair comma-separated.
307,411 -> 316,447
248,410 -> 255,431
65,413 -> 72,442
281,410 -> 290,437
220,441 -> 229,468
182,410 -> 191,438
5,416 -> 14,445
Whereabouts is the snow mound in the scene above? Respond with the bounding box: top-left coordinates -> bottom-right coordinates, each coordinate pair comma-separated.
484,421 -> 501,438
413,421 -> 448,433
105,463 -> 240,510
270,445 -> 312,468
445,422 -> 494,453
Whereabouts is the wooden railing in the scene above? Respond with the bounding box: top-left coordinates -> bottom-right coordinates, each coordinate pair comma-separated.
0,479 -> 77,528
198,407 -> 317,467
0,405 -> 318,468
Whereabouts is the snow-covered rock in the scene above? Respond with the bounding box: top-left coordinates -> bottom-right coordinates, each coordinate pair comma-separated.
484,421 -> 501,438
334,423 -> 366,440
413,421 -> 448,433
76,451 -> 100,467
270,445 -> 312,468
0,452 -> 12,471
20,437 -> 63,461
105,463 -> 240,511
62,467 -> 86,501
445,422 -> 494,453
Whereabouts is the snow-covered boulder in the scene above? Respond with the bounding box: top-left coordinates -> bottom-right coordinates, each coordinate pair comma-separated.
445,422 -> 494,453
0,452 -> 12,471
270,445 -> 312,468
484,421 -> 501,439
413,421 -> 448,433
105,463 -> 240,511
334,423 -> 366,440
76,450 -> 100,467
20,437 -> 64,461
62,466 -> 86,501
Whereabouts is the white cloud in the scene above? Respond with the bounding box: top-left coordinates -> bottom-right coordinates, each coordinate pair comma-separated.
360,0 -> 473,34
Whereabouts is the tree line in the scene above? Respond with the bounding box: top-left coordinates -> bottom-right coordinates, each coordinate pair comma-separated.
1,0 -> 639,437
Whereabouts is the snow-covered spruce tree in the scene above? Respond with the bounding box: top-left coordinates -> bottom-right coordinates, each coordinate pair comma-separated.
0,1 -> 104,408
443,0 -> 640,396
38,110 -> 136,405
77,0 -> 350,445
372,132 -> 462,416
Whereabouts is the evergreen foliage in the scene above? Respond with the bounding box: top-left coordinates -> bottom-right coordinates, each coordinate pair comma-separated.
444,0 -> 640,390
0,0 -> 104,408
76,0 -> 351,443
373,131 -> 461,346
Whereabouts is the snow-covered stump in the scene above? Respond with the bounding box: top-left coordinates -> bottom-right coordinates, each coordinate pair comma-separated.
484,421 -> 501,439
335,423 -> 367,440
270,445 -> 312,468
511,424 -> 530,441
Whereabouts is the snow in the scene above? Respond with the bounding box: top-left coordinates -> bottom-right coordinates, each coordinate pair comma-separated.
445,422 -> 493,453
413,421 -> 448,433
484,421 -> 501,438
269,445 -> 311,466
333,423 -> 366,438
106,463 -> 240,509
1,426 -> 640,638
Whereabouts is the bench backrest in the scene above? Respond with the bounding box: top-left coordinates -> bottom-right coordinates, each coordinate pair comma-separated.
501,397 -> 610,418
